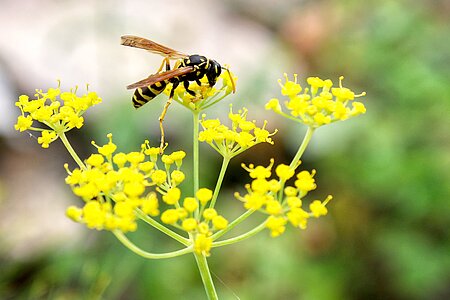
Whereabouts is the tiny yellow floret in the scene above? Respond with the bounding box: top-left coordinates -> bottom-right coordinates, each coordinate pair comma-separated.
182,218 -> 197,231
196,188 -> 213,205
183,197 -> 199,212
202,208 -> 218,220
275,164 -> 295,181
212,215 -> 228,230
162,187 -> 181,205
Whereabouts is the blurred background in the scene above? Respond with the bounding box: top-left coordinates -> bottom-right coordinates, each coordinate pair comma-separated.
1,0 -> 449,299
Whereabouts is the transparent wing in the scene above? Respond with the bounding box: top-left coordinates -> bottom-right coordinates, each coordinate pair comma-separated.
126,66 -> 195,89
121,35 -> 187,59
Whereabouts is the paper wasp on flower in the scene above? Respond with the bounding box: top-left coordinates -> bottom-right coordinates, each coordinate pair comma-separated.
121,35 -> 235,152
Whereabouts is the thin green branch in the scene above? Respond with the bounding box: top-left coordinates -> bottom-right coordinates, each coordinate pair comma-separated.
211,209 -> 255,241
135,209 -> 190,246
289,126 -> 315,169
113,230 -> 193,259
212,220 -> 267,248
193,111 -> 200,220
59,132 -> 86,170
209,156 -> 230,209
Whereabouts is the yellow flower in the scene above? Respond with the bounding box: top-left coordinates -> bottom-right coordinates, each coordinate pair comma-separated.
243,193 -> 266,210
66,206 -> 82,222
310,196 -> 332,217
200,107 -> 276,158
197,222 -> 210,234
162,187 -> 181,205
284,186 -> 298,197
265,98 -> 282,113
38,130 -> 57,148
266,216 -> 287,237
196,188 -> 213,206
161,209 -> 179,224
194,234 -> 213,256
97,133 -> 117,157
127,152 -> 145,165
86,154 -> 104,167
14,115 -> 33,132
242,159 -> 274,179
279,73 -> 302,97
151,170 -> 167,185
310,200 -> 328,217
275,164 -> 295,181
182,218 -> 197,231
171,170 -> 185,185
82,201 -> 104,230
183,197 -> 199,213
161,154 -> 174,166
141,194 -> 159,216
295,170 -> 317,194
123,181 -> 145,197
212,215 -> 228,230
202,208 -> 218,220
139,161 -> 155,173
287,208 -> 309,229
286,196 -> 302,208
113,152 -> 127,168
265,199 -> 283,215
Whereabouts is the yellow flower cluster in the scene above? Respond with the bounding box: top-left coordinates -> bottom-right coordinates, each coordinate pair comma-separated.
65,134 -> 227,255
167,70 -> 237,111
266,74 -> 366,128
199,106 -> 277,158
65,134 -> 186,233
14,83 -> 102,148
160,187 -> 229,256
235,159 -> 332,237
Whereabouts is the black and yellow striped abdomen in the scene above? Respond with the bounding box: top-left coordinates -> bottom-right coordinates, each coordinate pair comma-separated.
132,80 -> 167,108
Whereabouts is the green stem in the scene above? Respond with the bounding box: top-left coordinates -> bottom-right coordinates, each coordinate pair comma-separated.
193,111 -> 200,193
212,220 -> 267,248
209,156 -> 230,209
194,252 -> 218,300
135,209 -> 190,246
113,230 -> 193,259
289,126 -> 315,169
59,132 -> 86,169
193,111 -> 200,217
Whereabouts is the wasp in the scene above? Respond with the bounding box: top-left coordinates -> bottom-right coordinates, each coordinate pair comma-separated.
121,35 -> 235,152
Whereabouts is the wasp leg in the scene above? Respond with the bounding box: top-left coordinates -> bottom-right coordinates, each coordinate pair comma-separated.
184,80 -> 196,96
159,80 -> 180,153
156,57 -> 171,73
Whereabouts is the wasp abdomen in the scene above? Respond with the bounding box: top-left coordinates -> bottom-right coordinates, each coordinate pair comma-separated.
132,80 -> 167,108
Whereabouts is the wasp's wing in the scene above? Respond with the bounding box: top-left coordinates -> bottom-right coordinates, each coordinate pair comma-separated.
126,66 -> 195,90
121,35 -> 187,59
